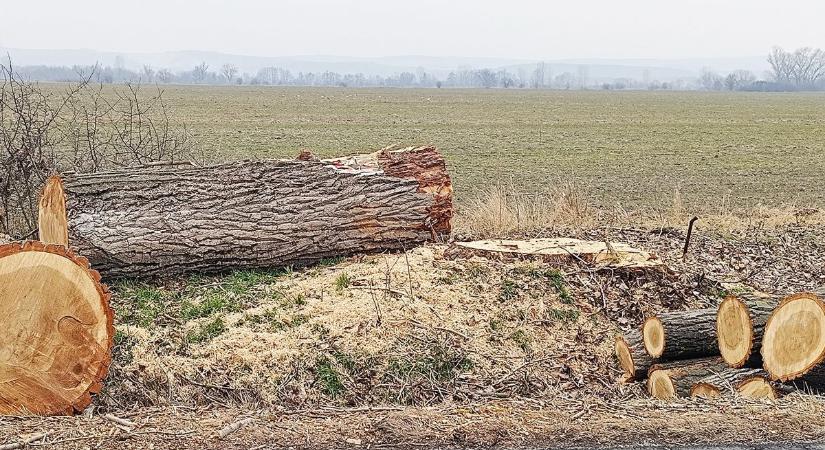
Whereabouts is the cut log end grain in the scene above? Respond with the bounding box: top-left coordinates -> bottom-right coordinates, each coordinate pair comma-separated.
716,296 -> 755,368
647,369 -> 679,399
761,293 -> 825,381
0,241 -> 113,415
614,333 -> 652,382
642,317 -> 665,358
38,175 -> 69,247
642,308 -> 718,361
737,377 -> 778,400
690,383 -> 721,399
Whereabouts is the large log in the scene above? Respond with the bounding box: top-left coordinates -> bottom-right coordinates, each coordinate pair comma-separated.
642,308 -> 718,360
761,292 -> 825,382
646,357 -> 727,399
56,146 -> 453,278
0,241 -> 113,415
614,330 -> 653,382
716,292 -> 780,368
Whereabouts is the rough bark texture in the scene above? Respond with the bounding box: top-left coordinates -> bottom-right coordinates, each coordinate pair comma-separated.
0,241 -> 114,415
38,175 -> 69,247
716,292 -> 779,368
643,308 -> 719,360
60,146 -> 452,278
689,368 -> 771,398
615,331 -> 653,382
647,357 -> 727,399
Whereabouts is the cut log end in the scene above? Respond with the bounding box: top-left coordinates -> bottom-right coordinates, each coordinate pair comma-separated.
690,383 -> 721,399
762,293 -> 825,381
0,241 -> 113,415
647,369 -> 676,400
38,175 -> 69,247
615,336 -> 636,380
717,296 -> 754,368
642,317 -> 665,358
737,377 -> 777,400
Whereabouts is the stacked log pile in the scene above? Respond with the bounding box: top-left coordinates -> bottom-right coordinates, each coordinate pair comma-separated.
616,290 -> 825,400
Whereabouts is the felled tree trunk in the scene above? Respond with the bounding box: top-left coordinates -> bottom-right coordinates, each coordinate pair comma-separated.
716,292 -> 780,368
0,241 -> 113,415
642,308 -> 718,360
56,146 -> 452,278
761,292 -> 825,382
615,331 -> 653,382
647,357 -> 727,399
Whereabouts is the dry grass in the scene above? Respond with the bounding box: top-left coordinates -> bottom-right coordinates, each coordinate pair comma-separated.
457,181 -> 825,238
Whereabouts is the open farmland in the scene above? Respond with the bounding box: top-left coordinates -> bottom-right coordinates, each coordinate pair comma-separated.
127,86 -> 825,211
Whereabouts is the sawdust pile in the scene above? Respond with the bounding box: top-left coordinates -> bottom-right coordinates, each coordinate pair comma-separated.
101,240 -> 703,410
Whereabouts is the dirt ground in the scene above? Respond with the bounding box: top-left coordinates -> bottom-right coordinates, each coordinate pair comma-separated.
2,222 -> 824,448
3,395 -> 825,449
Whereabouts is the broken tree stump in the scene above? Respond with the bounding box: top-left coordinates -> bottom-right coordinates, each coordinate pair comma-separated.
448,238 -> 666,273
55,146 -> 452,278
0,241 -> 113,415
716,292 -> 780,368
642,308 -> 719,360
38,176 -> 69,247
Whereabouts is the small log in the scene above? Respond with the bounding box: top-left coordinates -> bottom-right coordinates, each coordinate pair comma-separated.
38,175 -> 69,247
761,292 -> 825,382
642,308 -> 718,360
689,368 -> 776,399
716,292 -> 780,368
0,241 -> 113,415
647,357 -> 727,399
58,146 -> 453,278
614,330 -> 653,382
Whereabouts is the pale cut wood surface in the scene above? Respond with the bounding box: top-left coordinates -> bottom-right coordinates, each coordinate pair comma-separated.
38,175 -> 70,247
0,241 -> 113,415
762,292 -> 825,382
452,238 -> 665,271
59,146 -> 453,278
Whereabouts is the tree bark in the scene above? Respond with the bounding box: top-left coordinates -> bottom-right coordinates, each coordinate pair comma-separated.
716,292 -> 779,368
647,357 -> 727,399
59,146 -> 453,278
615,330 -> 653,382
689,368 -> 776,398
0,241 -> 113,415
643,308 -> 718,360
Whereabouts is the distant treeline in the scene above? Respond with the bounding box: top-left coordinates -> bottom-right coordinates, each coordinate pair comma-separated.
7,46 -> 825,91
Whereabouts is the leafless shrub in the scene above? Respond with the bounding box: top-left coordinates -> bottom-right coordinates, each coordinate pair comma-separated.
0,59 -> 200,237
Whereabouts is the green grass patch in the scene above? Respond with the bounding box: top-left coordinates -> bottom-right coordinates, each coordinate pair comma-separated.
186,317 -> 227,344
334,272 -> 351,292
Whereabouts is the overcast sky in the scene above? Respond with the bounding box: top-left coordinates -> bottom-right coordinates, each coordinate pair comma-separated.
1,0 -> 823,59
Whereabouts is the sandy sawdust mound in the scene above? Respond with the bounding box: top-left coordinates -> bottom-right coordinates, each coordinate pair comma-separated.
99,240 -> 710,410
